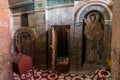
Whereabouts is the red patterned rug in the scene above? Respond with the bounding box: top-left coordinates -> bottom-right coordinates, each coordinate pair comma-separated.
13,67 -> 111,80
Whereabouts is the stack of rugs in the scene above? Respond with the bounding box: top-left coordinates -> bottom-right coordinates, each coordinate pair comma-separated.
13,67 -> 111,80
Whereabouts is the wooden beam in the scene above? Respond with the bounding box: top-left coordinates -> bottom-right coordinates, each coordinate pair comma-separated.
51,27 -> 55,71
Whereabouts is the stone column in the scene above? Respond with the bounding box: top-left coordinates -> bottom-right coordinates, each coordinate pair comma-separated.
0,53 -> 12,80
51,27 -> 55,71
0,0 -> 12,80
0,23 -> 12,80
111,0 -> 120,80
34,0 -> 46,69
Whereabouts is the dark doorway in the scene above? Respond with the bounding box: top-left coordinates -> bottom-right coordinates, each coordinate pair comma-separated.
56,28 -> 68,57
53,25 -> 70,73
54,25 -> 70,58
21,13 -> 28,27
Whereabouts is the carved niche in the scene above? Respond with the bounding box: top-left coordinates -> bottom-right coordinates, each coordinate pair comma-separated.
82,11 -> 104,65
14,27 -> 35,57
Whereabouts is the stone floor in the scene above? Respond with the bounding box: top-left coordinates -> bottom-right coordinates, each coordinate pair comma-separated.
70,63 -> 105,75
80,63 -> 103,73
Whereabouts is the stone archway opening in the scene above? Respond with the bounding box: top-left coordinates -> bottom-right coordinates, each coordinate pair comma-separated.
73,1 -> 112,72
51,25 -> 70,73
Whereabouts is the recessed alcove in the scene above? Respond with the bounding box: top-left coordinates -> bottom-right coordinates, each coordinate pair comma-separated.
50,25 -> 70,73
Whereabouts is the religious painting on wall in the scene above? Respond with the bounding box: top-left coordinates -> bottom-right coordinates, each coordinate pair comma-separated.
14,28 -> 35,64
20,32 -> 32,56
83,11 -> 104,65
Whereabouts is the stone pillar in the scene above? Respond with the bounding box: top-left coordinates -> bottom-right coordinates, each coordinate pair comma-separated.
0,0 -> 12,80
34,0 -> 46,69
111,0 -> 120,80
0,53 -> 12,80
51,27 -> 55,71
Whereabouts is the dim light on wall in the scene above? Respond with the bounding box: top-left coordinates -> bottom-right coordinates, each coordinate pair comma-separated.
109,0 -> 114,8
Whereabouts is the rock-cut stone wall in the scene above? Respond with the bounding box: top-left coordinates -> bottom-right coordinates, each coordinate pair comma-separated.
0,0 -> 12,80
111,0 -> 120,80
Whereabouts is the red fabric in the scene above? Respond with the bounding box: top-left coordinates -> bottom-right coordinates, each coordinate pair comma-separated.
18,55 -> 33,75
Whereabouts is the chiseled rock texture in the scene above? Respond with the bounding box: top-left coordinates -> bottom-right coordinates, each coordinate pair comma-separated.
0,0 -> 12,80
0,54 -> 12,80
111,0 -> 120,80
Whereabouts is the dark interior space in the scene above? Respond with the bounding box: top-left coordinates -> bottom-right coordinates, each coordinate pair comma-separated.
21,13 -> 28,27
56,28 -> 68,57
53,25 -> 70,73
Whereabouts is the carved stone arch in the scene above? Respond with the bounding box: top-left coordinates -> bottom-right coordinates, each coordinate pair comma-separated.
72,1 -> 112,71
14,27 -> 35,59
76,2 -> 112,66
14,27 -> 35,45
74,1 -> 112,22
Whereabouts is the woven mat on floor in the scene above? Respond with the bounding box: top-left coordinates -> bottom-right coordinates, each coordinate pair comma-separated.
13,67 -> 111,80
